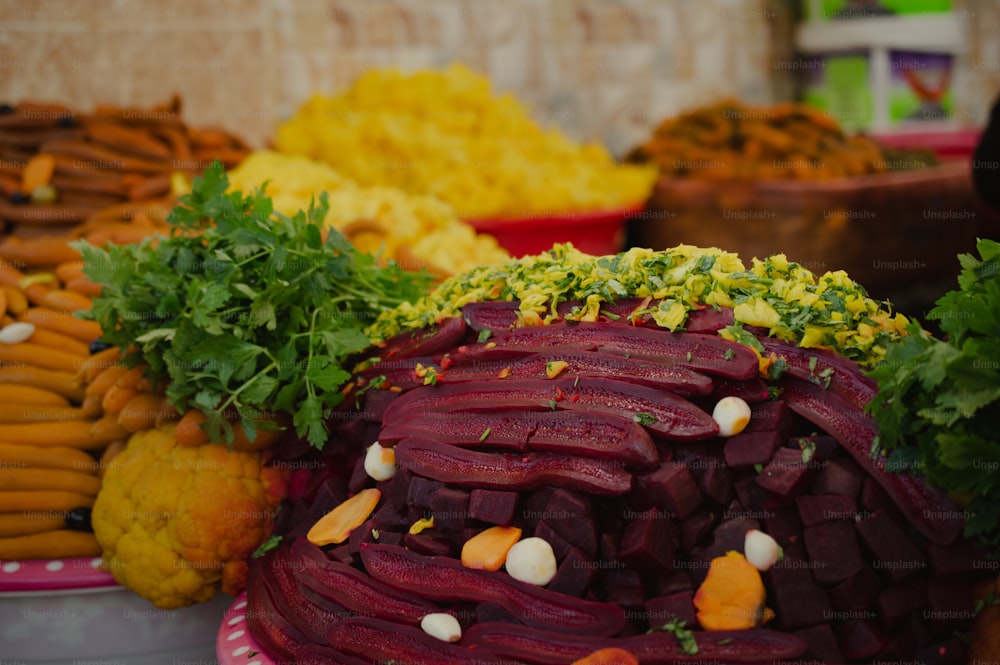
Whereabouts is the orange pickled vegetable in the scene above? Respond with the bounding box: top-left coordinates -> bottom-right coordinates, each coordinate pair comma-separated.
460,525 -> 522,571
693,551 -> 774,630
307,488 -> 381,546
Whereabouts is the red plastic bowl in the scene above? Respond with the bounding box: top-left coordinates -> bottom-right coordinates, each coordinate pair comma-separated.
466,205 -> 643,257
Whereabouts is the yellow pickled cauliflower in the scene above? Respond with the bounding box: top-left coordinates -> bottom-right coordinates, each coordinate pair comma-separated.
93,424 -> 289,608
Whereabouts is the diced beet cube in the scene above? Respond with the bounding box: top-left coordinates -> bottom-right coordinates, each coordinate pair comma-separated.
914,638 -> 968,665
834,620 -> 887,660
520,487 -> 556,528
804,520 -> 864,584
546,546 -> 596,598
688,517 -> 759,586
372,500 -> 410,530
378,468 -> 411,512
827,565 -> 880,613
794,624 -> 844,664
878,580 -> 926,627
476,602 -> 520,625
429,488 -> 470,532
467,489 -> 518,525
763,508 -> 803,549
599,532 -> 621,562
855,512 -> 926,583
795,494 -> 859,527
679,506 -> 716,553
347,454 -> 371,493
373,530 -> 403,547
757,448 -> 816,498
542,490 -> 596,557
689,456 -> 733,506
403,532 -> 454,557
787,434 -> 839,461
533,521 -> 574,561
734,477 -> 775,515
648,570 -> 693,597
362,389 -> 399,421
406,476 -> 444,509
644,591 -> 697,630
744,400 -> 794,435
619,512 -> 678,574
593,497 -> 628,533
327,543 -> 355,565
724,430 -> 783,468
927,538 -> 996,577
348,518 -> 378,554
765,567 -> 833,629
600,568 -> 644,608
635,461 -> 703,519
860,477 -> 905,524
813,457 -> 863,496
926,578 -> 974,633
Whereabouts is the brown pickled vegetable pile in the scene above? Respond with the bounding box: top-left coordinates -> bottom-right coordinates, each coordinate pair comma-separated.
626,100 -> 936,181
249,301 -> 990,665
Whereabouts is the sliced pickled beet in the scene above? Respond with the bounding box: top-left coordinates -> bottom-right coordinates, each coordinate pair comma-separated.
380,408 -> 658,468
327,616 -> 502,665
244,557 -> 310,662
441,349 -> 714,396
393,437 -> 633,495
757,336 -> 877,410
360,544 -> 626,636
487,322 -> 758,379
382,377 -> 718,441
291,538 -> 438,625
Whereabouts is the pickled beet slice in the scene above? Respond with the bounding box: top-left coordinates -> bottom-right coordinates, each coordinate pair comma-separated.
380,408 -> 659,467
292,538 -> 439,625
488,322 -> 758,379
360,543 -> 626,636
370,315 -> 467,361
440,349 -> 714,396
327,616 -> 505,665
756,336 -> 878,410
257,546 -> 345,643
293,643 -> 369,665
383,377 -> 718,441
780,375 -> 962,545
394,437 -> 634,495
244,557 -> 310,663
464,622 -> 807,664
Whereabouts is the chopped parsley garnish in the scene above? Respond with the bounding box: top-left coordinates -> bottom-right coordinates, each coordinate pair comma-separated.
633,412 -> 657,426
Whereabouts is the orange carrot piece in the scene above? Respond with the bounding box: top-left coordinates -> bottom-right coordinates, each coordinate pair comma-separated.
460,526 -> 523,571
307,488 -> 382,546
571,648 -> 640,665
21,153 -> 56,193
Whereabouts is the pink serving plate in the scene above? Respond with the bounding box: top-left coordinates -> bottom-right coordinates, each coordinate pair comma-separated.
218,592 -> 276,665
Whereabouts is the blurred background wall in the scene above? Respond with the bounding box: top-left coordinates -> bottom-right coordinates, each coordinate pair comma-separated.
1,0 -> 998,152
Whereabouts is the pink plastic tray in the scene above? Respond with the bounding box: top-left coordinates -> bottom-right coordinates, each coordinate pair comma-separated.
0,557 -> 117,593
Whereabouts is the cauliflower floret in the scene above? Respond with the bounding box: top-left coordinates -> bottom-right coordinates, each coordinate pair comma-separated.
93,424 -> 288,609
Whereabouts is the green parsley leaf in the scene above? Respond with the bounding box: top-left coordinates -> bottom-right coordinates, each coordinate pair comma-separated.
633,412 -> 657,426
477,329 -> 493,343
73,162 -> 430,448
867,239 -> 1000,556
251,535 -> 282,559
479,427 -> 491,442
657,618 -> 698,655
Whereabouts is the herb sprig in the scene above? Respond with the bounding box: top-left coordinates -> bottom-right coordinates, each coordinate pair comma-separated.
867,238 -> 1000,555
73,162 -> 430,447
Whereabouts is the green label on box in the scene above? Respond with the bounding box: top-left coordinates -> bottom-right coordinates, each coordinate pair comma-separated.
804,0 -> 952,21
804,54 -> 873,131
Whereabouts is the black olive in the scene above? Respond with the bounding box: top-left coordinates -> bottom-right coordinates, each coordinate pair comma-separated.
9,191 -> 28,205
56,114 -> 77,128
65,507 -> 93,533
89,339 -> 113,355
0,103 -> 13,115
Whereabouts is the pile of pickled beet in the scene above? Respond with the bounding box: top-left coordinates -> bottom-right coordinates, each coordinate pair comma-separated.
252,300 -> 993,665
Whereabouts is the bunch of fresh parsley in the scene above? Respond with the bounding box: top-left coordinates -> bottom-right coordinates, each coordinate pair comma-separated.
73,162 -> 430,447
867,238 -> 1000,555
